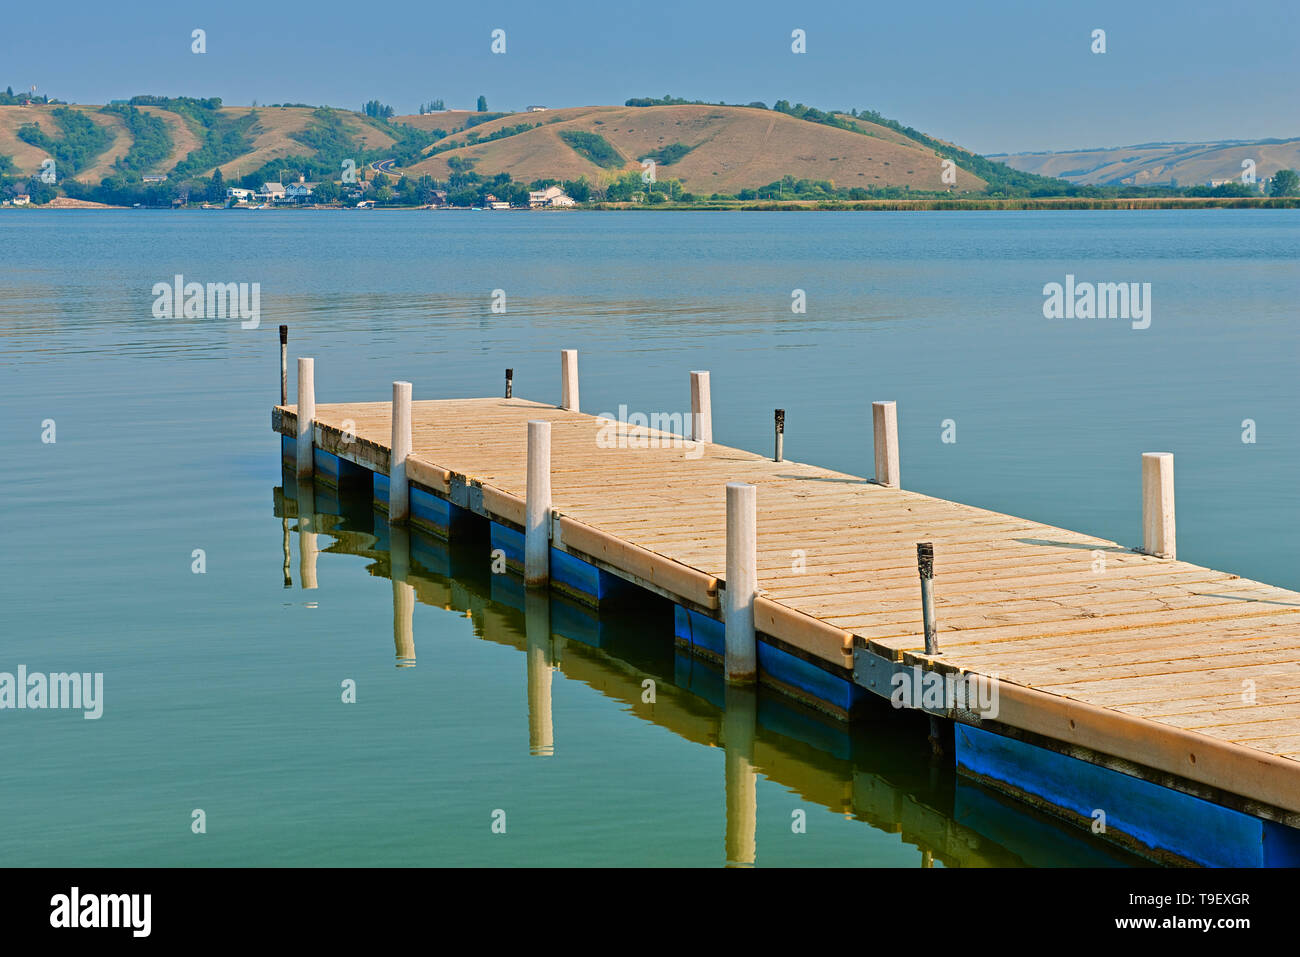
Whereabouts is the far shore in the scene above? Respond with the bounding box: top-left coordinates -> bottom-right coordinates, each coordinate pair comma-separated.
5,196 -> 1297,213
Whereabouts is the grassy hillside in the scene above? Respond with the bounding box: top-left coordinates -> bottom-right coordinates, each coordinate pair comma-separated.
12,94 -> 1283,206
0,105 -> 122,177
398,103 -> 987,194
209,106 -> 395,180
992,138 -> 1300,187
0,98 -> 1000,202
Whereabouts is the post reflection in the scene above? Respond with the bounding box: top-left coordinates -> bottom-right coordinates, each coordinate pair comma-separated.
722,683 -> 758,867
391,524 -> 415,667
525,591 -> 555,756
295,479 -> 318,590
282,516 -> 292,588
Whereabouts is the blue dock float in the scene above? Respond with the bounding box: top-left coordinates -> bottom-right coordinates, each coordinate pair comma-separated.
675,605 -> 867,720
954,723 -> 1300,868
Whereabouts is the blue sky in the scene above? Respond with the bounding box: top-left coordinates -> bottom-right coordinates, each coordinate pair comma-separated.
2,0 -> 1295,154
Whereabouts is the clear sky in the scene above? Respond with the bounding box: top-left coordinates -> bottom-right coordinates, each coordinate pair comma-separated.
2,0 -> 1295,154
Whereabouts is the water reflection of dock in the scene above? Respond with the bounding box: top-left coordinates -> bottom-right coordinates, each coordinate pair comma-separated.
274,482 -> 1141,867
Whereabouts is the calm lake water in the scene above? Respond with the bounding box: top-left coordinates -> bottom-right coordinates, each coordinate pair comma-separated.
1,209 -> 1296,866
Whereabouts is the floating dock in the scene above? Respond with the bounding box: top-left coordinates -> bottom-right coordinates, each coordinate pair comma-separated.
272,350 -> 1300,867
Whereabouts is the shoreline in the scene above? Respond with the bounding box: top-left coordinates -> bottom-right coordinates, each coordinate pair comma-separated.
5,196 -> 1297,213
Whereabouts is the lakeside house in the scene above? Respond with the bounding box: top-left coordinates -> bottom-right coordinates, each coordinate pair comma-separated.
256,182 -> 287,204
11,194 -> 30,206
226,187 -> 256,204
528,185 -> 576,208
285,182 -> 316,203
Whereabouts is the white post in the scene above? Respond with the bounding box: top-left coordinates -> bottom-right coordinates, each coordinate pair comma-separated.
725,481 -> 757,683
525,420 -> 552,587
690,371 -> 713,444
296,357 -> 315,479
390,381 -> 412,524
1142,452 -> 1176,559
872,400 -> 900,488
560,349 -> 579,411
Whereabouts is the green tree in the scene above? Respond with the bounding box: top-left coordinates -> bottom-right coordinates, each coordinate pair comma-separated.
1269,169 -> 1299,197
313,180 -> 340,204
563,177 -> 591,202
206,167 -> 225,203
476,95 -> 488,112
26,177 -> 58,204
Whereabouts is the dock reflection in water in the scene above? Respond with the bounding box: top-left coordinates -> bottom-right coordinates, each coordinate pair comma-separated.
274,472 -> 1149,868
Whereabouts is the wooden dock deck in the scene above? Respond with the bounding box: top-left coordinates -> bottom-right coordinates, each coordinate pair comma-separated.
273,390 -> 1300,861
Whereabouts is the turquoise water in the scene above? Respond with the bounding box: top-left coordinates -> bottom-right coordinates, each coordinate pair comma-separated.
1,209 -> 1295,866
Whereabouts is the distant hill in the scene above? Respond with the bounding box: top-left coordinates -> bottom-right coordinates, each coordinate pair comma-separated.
991,138 -> 1300,187
0,102 -> 393,181
0,99 -> 1002,198
396,104 -> 989,193
11,96 -> 1291,206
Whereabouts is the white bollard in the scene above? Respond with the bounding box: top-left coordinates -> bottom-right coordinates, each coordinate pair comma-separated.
296,357 -> 315,479
872,400 -> 900,488
690,371 -> 713,444
560,349 -> 580,412
389,381 -> 412,524
525,420 -> 552,587
1142,452 -> 1176,559
724,481 -> 757,683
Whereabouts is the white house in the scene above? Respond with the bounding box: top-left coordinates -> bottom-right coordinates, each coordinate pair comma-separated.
257,182 -> 287,203
226,187 -> 256,203
528,185 -> 576,208
12,194 -> 31,206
